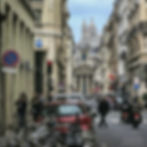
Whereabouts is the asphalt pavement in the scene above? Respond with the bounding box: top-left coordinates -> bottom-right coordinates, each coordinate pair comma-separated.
94,110 -> 147,147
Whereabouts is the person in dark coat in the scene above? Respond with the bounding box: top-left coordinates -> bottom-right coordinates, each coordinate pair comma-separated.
98,98 -> 110,127
16,93 -> 28,128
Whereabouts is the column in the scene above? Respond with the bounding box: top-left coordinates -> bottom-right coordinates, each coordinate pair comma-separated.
19,23 -> 24,94
81,75 -> 84,94
83,75 -> 86,95
89,75 -> 93,93
80,75 -> 83,93
2,8 -> 9,50
5,10 -> 14,126
29,32 -> 34,98
86,75 -> 89,95
0,8 -> 10,131
23,25 -> 26,93
11,15 -> 17,122
16,20 -> 22,99
27,31 -> 32,98
76,75 -> 79,91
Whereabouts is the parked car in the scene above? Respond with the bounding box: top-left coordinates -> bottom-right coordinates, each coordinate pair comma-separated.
44,101 -> 97,147
45,101 -> 92,134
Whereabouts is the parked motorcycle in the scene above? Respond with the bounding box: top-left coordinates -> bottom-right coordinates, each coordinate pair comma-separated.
130,110 -> 142,129
121,111 -> 130,123
121,103 -> 131,123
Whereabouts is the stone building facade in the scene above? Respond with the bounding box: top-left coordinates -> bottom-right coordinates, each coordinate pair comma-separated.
95,29 -> 111,95
126,0 -> 147,96
99,0 -> 147,98
113,0 -> 147,97
0,0 -> 35,130
30,0 -> 73,94
100,11 -> 119,96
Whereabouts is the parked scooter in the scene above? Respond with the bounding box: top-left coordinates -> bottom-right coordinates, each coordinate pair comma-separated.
130,109 -> 142,129
121,101 -> 131,123
121,111 -> 130,123
129,97 -> 143,129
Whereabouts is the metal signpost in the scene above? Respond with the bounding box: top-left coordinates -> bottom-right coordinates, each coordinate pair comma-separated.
133,77 -> 140,90
133,77 -> 140,98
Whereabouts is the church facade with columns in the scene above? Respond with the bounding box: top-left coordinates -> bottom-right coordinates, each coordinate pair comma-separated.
73,21 -> 100,95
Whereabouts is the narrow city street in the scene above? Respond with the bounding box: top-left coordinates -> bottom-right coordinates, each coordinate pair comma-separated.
1,0 -> 147,147
94,111 -> 147,147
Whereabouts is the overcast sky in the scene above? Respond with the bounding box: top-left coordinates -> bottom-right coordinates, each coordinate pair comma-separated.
67,0 -> 115,42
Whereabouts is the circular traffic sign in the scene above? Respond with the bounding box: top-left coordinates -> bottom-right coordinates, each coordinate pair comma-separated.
35,39 -> 43,48
2,50 -> 20,67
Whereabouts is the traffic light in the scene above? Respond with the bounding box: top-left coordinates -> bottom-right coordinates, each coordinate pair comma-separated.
47,61 -> 52,74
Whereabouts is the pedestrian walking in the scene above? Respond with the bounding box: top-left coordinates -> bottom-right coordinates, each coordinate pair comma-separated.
16,93 -> 28,129
98,97 -> 110,127
31,94 -> 44,122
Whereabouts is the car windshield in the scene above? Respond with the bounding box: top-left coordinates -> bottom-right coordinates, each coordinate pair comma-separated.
57,105 -> 82,116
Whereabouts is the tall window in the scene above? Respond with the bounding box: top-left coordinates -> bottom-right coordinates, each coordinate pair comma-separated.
35,9 -> 41,22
